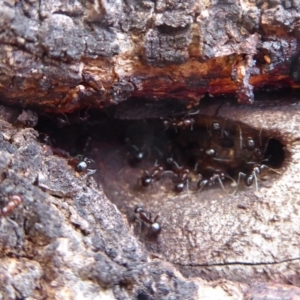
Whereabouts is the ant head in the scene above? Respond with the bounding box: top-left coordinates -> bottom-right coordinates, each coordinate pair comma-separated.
219,172 -> 225,180
141,176 -> 152,186
212,122 -> 220,131
134,152 -> 144,163
174,182 -> 185,193
163,120 -> 170,128
76,161 -> 88,172
128,147 -> 145,165
134,207 -> 143,214
205,148 -> 216,156
253,148 -> 263,160
246,137 -> 255,150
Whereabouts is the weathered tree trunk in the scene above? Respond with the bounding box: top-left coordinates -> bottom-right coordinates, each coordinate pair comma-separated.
1,1 -> 300,299
0,0 -> 300,110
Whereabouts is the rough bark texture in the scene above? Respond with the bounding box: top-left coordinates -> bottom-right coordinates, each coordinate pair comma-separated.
0,0 -> 300,110
1,1 -> 300,299
0,97 -> 300,299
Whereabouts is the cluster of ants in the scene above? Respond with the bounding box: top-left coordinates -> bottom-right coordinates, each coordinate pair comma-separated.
34,108 -> 282,237
127,112 -> 281,195
128,113 -> 283,235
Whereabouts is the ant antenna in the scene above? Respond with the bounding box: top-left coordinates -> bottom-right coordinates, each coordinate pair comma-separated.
221,119 -> 227,138
171,160 -> 182,170
61,113 -> 70,125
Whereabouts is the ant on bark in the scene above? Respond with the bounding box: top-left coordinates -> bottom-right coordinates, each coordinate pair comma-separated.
166,158 -> 190,193
237,163 -> 280,191
69,155 -> 97,177
162,110 -> 199,132
134,206 -> 161,235
139,163 -> 165,187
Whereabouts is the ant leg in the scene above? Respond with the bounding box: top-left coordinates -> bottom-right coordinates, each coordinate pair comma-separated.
216,175 -> 226,192
221,119 -> 227,138
171,160 -> 182,170
186,180 -> 190,196
254,172 -> 259,191
260,164 -> 281,175
82,168 -> 97,179
238,125 -> 243,150
194,163 -> 198,172
189,110 -> 200,116
84,157 -> 94,164
153,147 -> 164,158
198,180 -> 207,193
224,174 -> 238,195
237,172 -> 246,189
75,154 -> 84,161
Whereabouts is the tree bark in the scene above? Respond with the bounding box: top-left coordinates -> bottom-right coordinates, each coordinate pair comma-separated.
1,101 -> 300,300
1,1 -> 300,299
0,0 -> 300,110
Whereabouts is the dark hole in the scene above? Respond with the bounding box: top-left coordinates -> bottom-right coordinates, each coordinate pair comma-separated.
35,104 -> 285,211
157,24 -> 190,35
264,138 -> 285,168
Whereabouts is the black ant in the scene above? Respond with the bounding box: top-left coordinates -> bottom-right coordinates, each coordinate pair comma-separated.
162,111 -> 198,131
196,167 -> 236,194
138,162 -> 165,187
237,163 -> 280,190
127,145 -> 148,166
242,136 -> 264,160
211,121 -> 222,136
239,128 -> 269,161
0,195 -> 23,218
197,171 -> 226,191
167,158 -> 190,193
134,207 -> 161,235
163,117 -> 195,130
69,155 -> 96,177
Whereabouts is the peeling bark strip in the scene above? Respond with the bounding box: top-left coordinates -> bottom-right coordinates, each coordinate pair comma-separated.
0,0 -> 300,110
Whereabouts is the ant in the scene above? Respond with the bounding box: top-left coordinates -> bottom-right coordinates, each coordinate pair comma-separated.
197,171 -> 226,191
237,163 -> 280,191
139,164 -> 164,187
162,111 -> 199,131
167,158 -> 190,193
69,155 -> 96,177
240,128 -> 269,161
134,206 -> 161,235
211,121 -> 222,136
127,145 -> 148,166
242,136 -> 263,160
0,195 -> 23,218
196,167 -> 236,194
